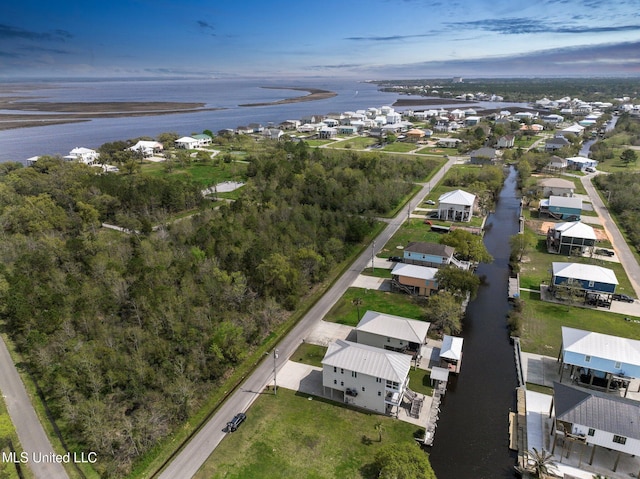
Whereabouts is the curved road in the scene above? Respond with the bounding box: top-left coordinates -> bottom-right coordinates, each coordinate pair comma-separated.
158,156 -> 461,479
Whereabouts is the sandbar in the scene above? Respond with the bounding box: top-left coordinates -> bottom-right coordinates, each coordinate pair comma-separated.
238,87 -> 337,107
0,98 -> 221,131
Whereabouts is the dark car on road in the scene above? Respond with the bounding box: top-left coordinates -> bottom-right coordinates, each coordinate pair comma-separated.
613,293 -> 635,303
226,412 -> 246,432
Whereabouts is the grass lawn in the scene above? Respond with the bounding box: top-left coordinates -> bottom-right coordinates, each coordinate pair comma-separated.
382,142 -> 418,153
141,161 -> 247,187
519,237 -> 635,295
415,146 -> 456,156
519,290 -> 640,355
305,139 -> 333,147
0,395 -> 33,479
380,219 -> 447,257
193,388 -> 424,479
408,369 -> 434,397
361,267 -> 392,279
290,343 -> 327,368
324,288 -> 425,326
325,137 -> 376,150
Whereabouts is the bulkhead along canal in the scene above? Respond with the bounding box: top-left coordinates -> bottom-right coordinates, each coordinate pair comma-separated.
430,166 -> 520,479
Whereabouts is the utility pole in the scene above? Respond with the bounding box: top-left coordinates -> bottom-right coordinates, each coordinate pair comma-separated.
273,349 -> 279,395
371,240 -> 375,272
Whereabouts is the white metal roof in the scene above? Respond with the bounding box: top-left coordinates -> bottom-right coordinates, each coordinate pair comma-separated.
440,335 -> 463,361
562,327 -> 640,367
552,262 -> 618,285
391,263 -> 438,281
322,340 -> 411,382
554,221 -> 596,240
430,366 -> 450,382
438,189 -> 476,206
356,310 -> 430,344
548,195 -> 582,209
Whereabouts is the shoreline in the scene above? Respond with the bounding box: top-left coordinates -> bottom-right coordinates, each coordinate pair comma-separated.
238,87 -> 337,107
0,100 -> 222,131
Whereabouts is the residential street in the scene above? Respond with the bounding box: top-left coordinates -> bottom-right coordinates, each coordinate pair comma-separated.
157,156 -> 461,479
0,337 -> 69,479
581,172 -> 640,296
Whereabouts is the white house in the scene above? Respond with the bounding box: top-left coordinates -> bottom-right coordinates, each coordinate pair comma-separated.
551,381 -> 640,471
322,340 -> 411,416
66,147 -> 99,165
192,134 -> 212,147
355,311 -> 430,363
129,140 -> 163,157
175,137 -> 199,149
537,177 -> 575,197
438,189 -> 476,222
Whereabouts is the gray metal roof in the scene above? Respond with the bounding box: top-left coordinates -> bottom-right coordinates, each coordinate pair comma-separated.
553,382 -> 640,440
392,263 -> 438,280
405,242 -> 454,257
562,327 -> 640,366
356,310 -> 430,344
322,340 -> 411,382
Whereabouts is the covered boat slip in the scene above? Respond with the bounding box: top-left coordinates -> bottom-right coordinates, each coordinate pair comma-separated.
558,327 -> 640,397
439,335 -> 463,374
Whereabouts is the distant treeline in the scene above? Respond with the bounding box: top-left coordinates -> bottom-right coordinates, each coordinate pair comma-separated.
0,143 -> 438,476
375,78 -> 640,103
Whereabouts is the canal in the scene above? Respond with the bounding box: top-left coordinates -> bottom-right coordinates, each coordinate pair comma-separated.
430,166 -> 520,479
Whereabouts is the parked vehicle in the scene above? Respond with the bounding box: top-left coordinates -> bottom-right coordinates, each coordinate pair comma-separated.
585,167 -> 596,173
595,248 -> 615,257
345,388 -> 358,397
425,200 -> 436,205
612,294 -> 635,303
226,412 -> 246,432
387,256 -> 403,263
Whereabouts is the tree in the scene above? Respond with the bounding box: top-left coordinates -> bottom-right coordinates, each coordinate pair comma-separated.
373,443 -> 436,479
435,266 -> 480,299
424,291 -> 463,335
352,297 -> 363,322
526,448 -> 557,478
621,148 -> 638,165
440,229 -> 493,264
509,230 -> 537,262
374,421 -> 384,442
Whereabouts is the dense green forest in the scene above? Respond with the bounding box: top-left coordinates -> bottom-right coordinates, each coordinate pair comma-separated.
0,143 -> 438,476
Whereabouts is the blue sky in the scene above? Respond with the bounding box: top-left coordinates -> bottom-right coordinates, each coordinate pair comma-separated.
1,0 -> 639,79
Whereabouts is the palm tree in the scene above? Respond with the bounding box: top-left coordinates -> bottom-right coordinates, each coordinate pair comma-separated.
527,448 -> 557,478
352,297 -> 363,321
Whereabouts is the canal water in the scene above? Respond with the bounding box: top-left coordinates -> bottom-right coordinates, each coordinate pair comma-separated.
430,166 -> 520,479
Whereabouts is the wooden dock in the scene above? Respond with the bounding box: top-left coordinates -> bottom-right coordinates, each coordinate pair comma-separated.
508,274 -> 520,300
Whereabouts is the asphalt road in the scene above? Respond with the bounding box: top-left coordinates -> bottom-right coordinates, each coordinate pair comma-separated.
0,337 -> 69,479
581,172 -> 640,296
158,156 -> 461,479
